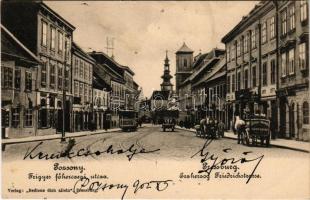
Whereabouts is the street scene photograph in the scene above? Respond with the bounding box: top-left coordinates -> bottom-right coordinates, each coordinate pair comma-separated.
1,0 -> 310,199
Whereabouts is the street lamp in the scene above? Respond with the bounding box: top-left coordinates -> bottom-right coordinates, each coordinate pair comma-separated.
61,36 -> 69,143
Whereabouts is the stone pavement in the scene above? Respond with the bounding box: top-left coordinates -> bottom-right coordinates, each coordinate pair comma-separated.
176,126 -> 310,153
2,127 -> 122,145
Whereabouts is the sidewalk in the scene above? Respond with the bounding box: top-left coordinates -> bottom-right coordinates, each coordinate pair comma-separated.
176,126 -> 310,153
2,127 -> 122,145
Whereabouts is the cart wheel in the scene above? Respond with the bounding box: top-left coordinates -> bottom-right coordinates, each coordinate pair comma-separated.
260,137 -> 264,146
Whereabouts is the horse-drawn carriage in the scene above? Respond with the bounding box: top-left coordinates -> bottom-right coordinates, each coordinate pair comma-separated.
155,110 -> 178,132
195,119 -> 224,139
241,116 -> 271,147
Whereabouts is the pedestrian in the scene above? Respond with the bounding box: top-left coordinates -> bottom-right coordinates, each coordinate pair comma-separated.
234,112 -> 246,144
218,120 -> 225,138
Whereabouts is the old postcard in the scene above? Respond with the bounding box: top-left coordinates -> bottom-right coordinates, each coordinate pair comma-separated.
1,1 -> 310,199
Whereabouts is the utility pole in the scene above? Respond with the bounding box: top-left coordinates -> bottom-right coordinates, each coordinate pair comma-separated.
61,37 -> 68,143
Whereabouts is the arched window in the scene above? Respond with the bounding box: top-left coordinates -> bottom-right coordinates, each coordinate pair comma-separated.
303,101 -> 309,124
183,59 -> 187,67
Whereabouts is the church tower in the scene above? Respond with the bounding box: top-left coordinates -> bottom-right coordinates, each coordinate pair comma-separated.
160,51 -> 173,92
175,42 -> 193,95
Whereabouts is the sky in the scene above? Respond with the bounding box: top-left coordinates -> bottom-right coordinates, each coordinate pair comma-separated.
46,1 -> 258,97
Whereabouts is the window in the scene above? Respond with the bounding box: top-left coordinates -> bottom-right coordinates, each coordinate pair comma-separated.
227,46 -> 231,62
65,67 -> 69,91
84,85 -> 88,103
84,63 -> 88,81
231,74 -> 235,92
227,76 -> 231,93
281,10 -> 287,35
41,61 -> 47,87
252,66 -> 257,87
89,67 -> 92,83
2,67 -> 13,88
244,34 -> 248,53
89,88 -> 92,102
58,64 -> 63,90
24,109 -> 33,127
183,59 -> 187,67
79,82 -> 83,99
288,48 -> 295,75
14,69 -> 21,90
237,40 -> 241,57
41,20 -> 47,46
50,63 -> 55,88
303,102 -> 309,124
50,27 -> 56,50
74,81 -> 79,96
301,0 -> 308,22
244,69 -> 248,89
271,59 -> 276,84
231,44 -> 235,60
237,71 -> 241,90
58,31 -> 63,53
281,53 -> 287,77
288,5 -> 295,31
11,108 -> 20,128
251,29 -> 256,49
262,21 -> 267,43
65,36 -> 70,59
270,16 -> 275,39
25,71 -> 32,91
79,60 -> 83,78
299,42 -> 307,70
262,62 -> 267,86
74,58 -> 79,77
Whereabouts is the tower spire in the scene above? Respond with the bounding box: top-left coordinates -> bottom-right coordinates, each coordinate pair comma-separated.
161,51 -> 173,92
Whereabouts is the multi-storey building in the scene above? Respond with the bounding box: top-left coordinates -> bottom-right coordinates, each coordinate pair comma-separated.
71,42 -> 95,132
2,2 -> 75,135
89,51 -> 138,128
176,46 -> 225,124
222,1 -> 309,141
204,56 -> 227,125
1,25 -> 41,138
277,0 -> 309,140
93,64 -> 112,130
222,1 -> 278,134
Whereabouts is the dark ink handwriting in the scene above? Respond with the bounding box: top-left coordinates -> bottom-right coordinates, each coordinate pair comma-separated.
23,141 -> 160,161
191,138 -> 264,184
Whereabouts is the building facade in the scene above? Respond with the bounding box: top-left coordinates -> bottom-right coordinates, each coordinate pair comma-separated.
222,1 -> 309,140
2,2 -> 75,135
71,42 -> 95,132
277,0 -> 309,140
1,25 -> 41,138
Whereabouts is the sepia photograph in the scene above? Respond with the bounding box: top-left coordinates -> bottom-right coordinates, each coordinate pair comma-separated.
1,0 -> 310,199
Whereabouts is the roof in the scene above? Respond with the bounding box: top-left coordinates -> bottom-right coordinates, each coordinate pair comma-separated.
89,51 -> 135,76
176,42 -> 193,54
41,2 -> 75,31
192,55 -> 226,88
192,53 -> 209,68
72,42 -> 96,64
1,24 -> 41,65
93,63 -> 125,84
93,75 -> 112,91
221,1 -> 269,43
182,48 -> 225,84
151,90 -> 170,100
